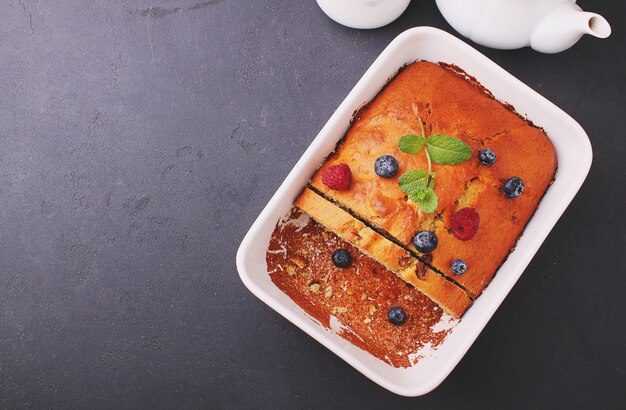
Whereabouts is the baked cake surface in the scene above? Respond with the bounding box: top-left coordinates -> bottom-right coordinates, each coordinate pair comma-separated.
264,61 -> 557,367
310,61 -> 557,297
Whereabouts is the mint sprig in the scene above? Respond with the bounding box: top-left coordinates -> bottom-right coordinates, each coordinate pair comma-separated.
426,134 -> 472,165
397,118 -> 471,213
398,169 -> 435,194
398,169 -> 438,214
412,187 -> 438,213
398,134 -> 426,154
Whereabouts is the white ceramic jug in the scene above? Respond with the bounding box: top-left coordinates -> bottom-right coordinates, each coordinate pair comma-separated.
436,0 -> 611,53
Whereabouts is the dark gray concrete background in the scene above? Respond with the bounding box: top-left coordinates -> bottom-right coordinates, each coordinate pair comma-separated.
0,0 -> 624,408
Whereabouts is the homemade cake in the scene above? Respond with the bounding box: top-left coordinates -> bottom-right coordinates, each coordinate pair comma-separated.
309,61 -> 557,297
265,60 -> 556,367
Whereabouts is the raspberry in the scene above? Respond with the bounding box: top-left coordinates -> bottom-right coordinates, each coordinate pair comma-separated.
451,207 -> 480,241
321,163 -> 352,191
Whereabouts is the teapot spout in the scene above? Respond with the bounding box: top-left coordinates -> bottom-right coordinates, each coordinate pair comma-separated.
585,14 -> 611,39
530,4 -> 611,54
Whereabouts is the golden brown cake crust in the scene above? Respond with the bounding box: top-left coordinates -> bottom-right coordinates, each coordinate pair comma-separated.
295,188 -> 472,317
310,61 -> 557,298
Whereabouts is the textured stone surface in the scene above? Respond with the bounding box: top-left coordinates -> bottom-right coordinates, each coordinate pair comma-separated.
0,0 -> 624,408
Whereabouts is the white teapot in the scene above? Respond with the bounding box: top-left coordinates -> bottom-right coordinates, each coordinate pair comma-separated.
316,0 -> 411,29
436,0 -> 611,53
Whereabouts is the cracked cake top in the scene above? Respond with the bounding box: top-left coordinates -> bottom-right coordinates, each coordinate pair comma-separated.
309,61 -> 556,297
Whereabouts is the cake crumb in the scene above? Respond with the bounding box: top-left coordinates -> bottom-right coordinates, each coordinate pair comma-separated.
290,256 -> 307,268
286,265 -> 297,277
404,295 -> 414,301
309,283 -> 321,293
324,286 -> 333,299
332,307 -> 348,315
267,207 -> 451,368
398,256 -> 413,268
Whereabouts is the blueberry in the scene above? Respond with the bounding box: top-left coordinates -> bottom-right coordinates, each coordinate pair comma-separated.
451,259 -> 467,275
503,177 -> 524,198
331,249 -> 352,268
478,148 -> 496,166
374,155 -> 399,178
413,230 -> 438,253
387,307 -> 406,325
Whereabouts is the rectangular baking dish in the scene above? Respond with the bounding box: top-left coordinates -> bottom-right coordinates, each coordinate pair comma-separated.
236,27 -> 592,396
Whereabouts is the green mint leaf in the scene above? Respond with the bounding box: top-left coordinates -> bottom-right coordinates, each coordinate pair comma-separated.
426,134 -> 472,165
398,170 -> 435,196
398,134 -> 426,154
406,186 -> 429,202
398,169 -> 427,187
416,188 -> 438,213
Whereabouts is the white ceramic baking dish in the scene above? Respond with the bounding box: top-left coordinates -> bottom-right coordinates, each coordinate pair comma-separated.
236,27 -> 592,396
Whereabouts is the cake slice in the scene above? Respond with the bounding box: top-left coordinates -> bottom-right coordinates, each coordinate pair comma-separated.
309,61 -> 556,298
295,188 -> 472,317
266,208 -> 455,367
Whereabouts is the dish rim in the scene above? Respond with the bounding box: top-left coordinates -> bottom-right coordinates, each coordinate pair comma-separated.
236,26 -> 592,396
